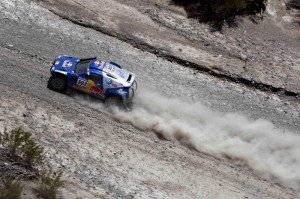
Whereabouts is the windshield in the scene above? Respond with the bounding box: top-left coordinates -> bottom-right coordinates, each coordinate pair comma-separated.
74,60 -> 91,74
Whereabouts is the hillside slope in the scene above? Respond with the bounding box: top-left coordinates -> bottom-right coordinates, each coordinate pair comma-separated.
37,0 -> 300,96
0,0 -> 300,198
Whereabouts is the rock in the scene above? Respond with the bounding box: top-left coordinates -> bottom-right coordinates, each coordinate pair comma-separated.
240,53 -> 248,61
276,89 -> 285,96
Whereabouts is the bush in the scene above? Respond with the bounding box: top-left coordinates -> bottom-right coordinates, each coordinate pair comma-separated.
0,178 -> 23,199
286,0 -> 300,10
172,0 -> 267,30
0,128 -> 44,165
35,168 -> 65,199
0,128 -> 65,198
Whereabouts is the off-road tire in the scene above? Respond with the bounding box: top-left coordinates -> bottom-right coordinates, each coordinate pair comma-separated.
48,75 -> 67,92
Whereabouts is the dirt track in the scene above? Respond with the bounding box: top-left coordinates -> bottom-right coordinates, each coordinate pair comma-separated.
0,0 -> 300,198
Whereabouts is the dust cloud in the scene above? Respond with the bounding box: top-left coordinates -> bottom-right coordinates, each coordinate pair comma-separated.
79,88 -> 300,190
3,0 -> 300,193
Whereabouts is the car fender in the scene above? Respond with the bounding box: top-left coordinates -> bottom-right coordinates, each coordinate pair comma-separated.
105,87 -> 129,100
52,70 -> 67,75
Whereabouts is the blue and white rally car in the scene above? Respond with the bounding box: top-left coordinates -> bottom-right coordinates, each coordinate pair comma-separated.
48,55 -> 137,106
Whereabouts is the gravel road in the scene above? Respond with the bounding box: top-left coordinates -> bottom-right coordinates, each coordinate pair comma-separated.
0,0 -> 300,198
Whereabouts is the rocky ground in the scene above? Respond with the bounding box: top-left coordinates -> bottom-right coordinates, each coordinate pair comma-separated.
0,0 -> 300,198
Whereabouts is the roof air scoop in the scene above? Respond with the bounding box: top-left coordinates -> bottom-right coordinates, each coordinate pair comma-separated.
109,61 -> 122,68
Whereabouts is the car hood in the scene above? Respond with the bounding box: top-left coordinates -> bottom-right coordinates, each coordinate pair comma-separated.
52,56 -> 79,73
103,63 -> 131,81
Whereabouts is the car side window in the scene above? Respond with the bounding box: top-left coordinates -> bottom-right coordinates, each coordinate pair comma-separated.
81,74 -> 88,79
75,60 -> 90,74
89,74 -> 103,84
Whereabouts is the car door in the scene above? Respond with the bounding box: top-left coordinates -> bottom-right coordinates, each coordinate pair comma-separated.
87,73 -> 104,98
69,72 -> 89,92
68,59 -> 91,89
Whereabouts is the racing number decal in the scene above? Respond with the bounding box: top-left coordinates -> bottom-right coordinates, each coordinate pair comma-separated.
76,77 -> 87,88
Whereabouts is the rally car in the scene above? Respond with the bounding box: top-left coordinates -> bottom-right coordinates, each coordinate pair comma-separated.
48,55 -> 137,106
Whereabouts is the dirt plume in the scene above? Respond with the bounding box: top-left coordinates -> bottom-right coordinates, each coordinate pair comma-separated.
104,87 -> 300,190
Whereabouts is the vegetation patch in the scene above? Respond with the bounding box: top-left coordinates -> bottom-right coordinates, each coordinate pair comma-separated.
171,0 -> 267,30
0,127 -> 65,199
287,0 -> 300,10
286,0 -> 300,25
35,168 -> 65,199
0,128 -> 44,166
0,178 -> 23,199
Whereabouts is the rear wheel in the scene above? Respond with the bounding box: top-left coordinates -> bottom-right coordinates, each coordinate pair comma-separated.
48,75 -> 67,92
105,96 -> 123,108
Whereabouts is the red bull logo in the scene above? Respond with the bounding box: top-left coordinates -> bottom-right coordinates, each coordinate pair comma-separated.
90,85 -> 103,96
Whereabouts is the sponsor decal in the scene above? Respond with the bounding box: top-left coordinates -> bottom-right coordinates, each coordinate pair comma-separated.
106,78 -> 112,85
99,61 -> 105,69
117,89 -> 127,95
94,60 -> 100,66
62,60 -> 72,68
107,64 -> 115,72
90,85 -> 104,96
94,60 -> 105,69
112,84 -> 117,87
118,70 -> 124,78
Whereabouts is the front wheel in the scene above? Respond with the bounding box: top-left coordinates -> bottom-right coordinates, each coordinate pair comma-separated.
48,75 -> 67,92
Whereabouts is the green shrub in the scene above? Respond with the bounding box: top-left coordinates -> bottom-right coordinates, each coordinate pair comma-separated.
35,168 -> 65,199
0,178 -> 23,199
0,128 -> 44,165
0,128 -> 65,199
